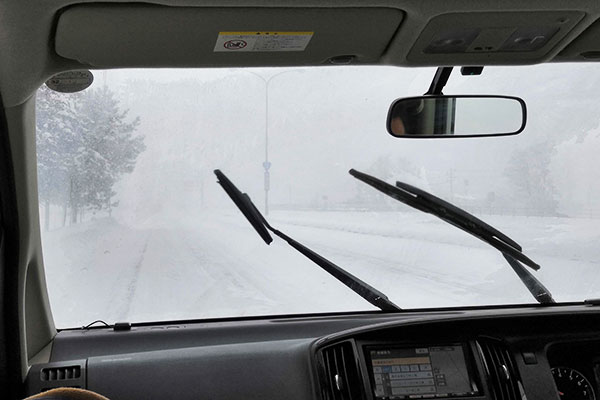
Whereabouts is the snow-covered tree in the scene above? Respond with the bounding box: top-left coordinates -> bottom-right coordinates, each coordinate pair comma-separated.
504,142 -> 558,216
36,86 -> 80,229
36,85 -> 145,228
68,86 -> 144,221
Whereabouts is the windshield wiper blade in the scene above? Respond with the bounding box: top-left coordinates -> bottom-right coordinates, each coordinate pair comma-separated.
214,169 -> 401,311
349,169 -> 554,304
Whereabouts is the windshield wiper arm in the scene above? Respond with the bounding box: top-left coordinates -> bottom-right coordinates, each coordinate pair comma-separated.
349,169 -> 554,304
501,254 -> 553,304
214,169 -> 401,311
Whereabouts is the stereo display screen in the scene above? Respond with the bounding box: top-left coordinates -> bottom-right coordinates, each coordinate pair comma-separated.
368,345 -> 480,399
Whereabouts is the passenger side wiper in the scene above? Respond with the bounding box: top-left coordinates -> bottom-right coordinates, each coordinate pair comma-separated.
349,169 -> 554,304
214,169 -> 401,311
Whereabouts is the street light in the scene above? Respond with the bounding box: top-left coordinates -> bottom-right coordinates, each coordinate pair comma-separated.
246,69 -> 299,216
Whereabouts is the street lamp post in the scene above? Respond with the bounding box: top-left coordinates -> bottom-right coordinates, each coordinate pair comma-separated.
247,70 -> 298,216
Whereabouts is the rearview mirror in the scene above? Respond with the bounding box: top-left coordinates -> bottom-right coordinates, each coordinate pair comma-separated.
387,95 -> 526,138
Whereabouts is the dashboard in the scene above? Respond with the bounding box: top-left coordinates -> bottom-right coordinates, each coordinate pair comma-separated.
25,305 -> 600,400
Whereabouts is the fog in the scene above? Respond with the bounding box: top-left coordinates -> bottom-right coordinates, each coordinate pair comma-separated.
103,64 -> 600,218
39,64 -> 600,327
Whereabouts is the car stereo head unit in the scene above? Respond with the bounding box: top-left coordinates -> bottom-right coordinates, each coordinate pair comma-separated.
367,344 -> 480,399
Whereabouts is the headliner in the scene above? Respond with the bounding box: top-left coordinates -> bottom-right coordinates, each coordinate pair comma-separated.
1,0 -> 600,106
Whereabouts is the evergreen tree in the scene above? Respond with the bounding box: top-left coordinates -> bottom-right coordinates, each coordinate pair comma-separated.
504,142 -> 558,216
36,86 -> 80,229
36,85 -> 145,228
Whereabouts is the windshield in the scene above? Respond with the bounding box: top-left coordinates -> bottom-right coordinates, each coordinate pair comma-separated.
37,65 -> 600,328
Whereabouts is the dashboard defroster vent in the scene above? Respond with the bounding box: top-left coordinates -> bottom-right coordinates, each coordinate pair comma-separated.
319,341 -> 364,400
476,338 -> 523,400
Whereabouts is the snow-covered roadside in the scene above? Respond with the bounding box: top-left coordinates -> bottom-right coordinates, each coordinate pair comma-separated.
42,214 -> 378,328
41,218 -> 150,327
41,210 -> 600,328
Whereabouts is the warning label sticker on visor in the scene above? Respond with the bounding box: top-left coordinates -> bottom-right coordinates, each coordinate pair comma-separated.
214,32 -> 313,52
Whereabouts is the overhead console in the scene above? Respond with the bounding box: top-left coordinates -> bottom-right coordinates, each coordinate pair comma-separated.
406,11 -> 585,65
556,18 -> 600,61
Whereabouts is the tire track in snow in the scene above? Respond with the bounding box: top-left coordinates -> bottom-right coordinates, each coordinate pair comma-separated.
269,216 -> 489,251
121,227 -> 295,321
211,213 -> 485,306
178,231 -> 282,310
304,240 -> 487,295
267,220 -> 499,304
115,238 -> 149,321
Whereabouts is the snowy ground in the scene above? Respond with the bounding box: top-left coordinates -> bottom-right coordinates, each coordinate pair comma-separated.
41,209 -> 600,328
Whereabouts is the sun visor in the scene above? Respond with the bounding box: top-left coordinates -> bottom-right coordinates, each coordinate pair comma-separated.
407,11 -> 584,65
54,5 -> 404,67
555,18 -> 600,61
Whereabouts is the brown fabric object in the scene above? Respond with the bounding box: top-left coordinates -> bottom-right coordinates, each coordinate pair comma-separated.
25,387 -> 109,400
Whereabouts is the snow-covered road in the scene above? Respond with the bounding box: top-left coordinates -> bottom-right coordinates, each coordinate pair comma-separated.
42,210 -> 600,328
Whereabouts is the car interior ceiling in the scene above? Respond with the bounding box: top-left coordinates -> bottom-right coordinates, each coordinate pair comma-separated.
3,0 -> 600,399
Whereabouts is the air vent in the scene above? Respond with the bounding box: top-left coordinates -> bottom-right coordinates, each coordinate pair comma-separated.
476,338 -> 523,400
41,365 -> 81,381
26,360 -> 86,395
319,341 -> 363,400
